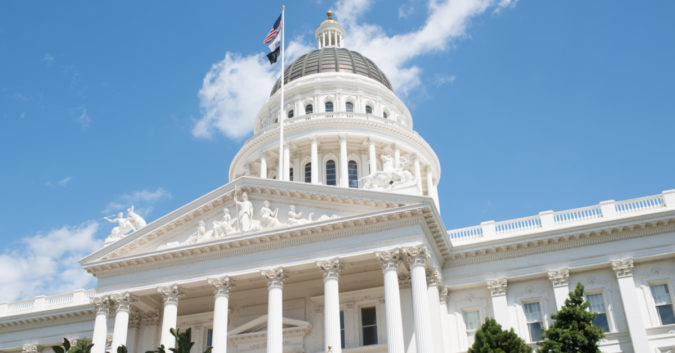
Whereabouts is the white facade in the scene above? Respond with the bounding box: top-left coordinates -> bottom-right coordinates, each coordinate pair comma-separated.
2,13 -> 675,353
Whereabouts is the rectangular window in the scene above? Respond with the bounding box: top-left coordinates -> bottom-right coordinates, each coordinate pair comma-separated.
524,302 -> 543,342
651,284 -> 675,325
340,310 -> 345,349
463,310 -> 480,346
361,307 -> 378,345
587,293 -> 610,332
207,329 -> 213,347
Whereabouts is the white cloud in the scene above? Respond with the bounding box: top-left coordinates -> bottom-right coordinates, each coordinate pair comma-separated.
75,106 -> 90,130
0,222 -> 101,302
58,176 -> 72,187
43,53 -> 55,63
432,73 -> 456,86
103,187 -> 172,217
193,0 -> 515,139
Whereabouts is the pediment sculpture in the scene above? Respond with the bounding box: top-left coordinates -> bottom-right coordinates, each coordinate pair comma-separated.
103,205 -> 147,246
362,154 -> 417,190
157,194 -> 338,250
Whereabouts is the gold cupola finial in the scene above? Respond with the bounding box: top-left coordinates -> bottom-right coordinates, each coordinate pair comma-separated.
327,10 -> 333,19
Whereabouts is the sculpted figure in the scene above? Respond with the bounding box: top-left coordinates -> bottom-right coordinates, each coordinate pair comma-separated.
213,208 -> 237,237
260,200 -> 282,228
127,205 -> 147,229
185,220 -> 208,245
234,192 -> 255,231
287,205 -> 314,226
104,212 -> 135,245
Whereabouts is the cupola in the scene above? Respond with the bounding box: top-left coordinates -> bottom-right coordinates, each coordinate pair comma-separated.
315,10 -> 345,48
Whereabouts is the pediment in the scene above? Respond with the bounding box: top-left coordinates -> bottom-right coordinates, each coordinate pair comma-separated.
80,177 -> 443,269
228,315 -> 311,336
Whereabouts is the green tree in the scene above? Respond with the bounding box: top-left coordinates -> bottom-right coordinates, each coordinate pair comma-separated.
538,282 -> 604,353
468,317 -> 532,353
145,328 -> 212,353
52,338 -> 94,353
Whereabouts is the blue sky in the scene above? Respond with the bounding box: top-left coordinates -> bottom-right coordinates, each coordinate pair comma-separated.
1,0 -> 674,301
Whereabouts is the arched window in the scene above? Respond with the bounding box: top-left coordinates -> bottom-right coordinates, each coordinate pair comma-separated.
289,168 -> 294,181
326,160 -> 336,186
325,101 -> 334,112
305,104 -> 313,114
365,105 -> 373,114
348,160 -> 358,188
305,163 -> 311,183
287,109 -> 294,118
383,111 -> 388,119
346,102 -> 354,113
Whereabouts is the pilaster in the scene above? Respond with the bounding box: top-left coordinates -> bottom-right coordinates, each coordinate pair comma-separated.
486,278 -> 509,329
611,258 -> 650,353
548,268 -> 570,310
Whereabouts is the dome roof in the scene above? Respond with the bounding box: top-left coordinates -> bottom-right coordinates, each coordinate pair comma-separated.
270,48 -> 393,96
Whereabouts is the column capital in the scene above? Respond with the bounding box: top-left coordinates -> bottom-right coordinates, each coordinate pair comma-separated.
141,311 -> 160,326
426,268 -> 442,287
439,287 -> 449,304
92,295 -> 113,315
317,258 -> 343,281
111,292 -> 135,313
128,311 -> 142,328
208,276 -> 235,297
547,268 -> 570,287
158,283 -> 184,305
611,258 -> 634,278
22,344 -> 39,353
376,248 -> 401,272
262,267 -> 287,289
487,278 -> 508,296
404,245 -> 430,268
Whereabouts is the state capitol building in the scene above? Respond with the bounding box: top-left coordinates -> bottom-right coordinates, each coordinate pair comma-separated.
2,12 -> 675,353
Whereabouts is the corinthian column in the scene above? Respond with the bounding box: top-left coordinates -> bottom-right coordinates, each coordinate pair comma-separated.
486,278 -> 509,329
404,245 -> 435,353
317,258 -> 343,353
547,268 -> 570,310
209,276 -> 234,353
427,269 -> 444,353
262,267 -> 287,353
158,284 -> 184,349
111,292 -> 135,351
375,249 -> 405,353
612,258 -> 649,353
92,296 -> 111,353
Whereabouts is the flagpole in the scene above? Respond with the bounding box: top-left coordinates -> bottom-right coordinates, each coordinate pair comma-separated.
278,5 -> 285,181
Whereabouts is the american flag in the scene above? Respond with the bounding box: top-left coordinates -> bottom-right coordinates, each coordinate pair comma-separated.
263,14 -> 282,45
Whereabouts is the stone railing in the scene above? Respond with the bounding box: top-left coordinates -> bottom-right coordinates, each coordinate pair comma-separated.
0,289 -> 94,317
449,190 -> 675,245
261,111 -> 404,132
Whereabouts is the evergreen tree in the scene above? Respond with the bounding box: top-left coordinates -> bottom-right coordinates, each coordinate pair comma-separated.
538,282 -> 604,353
468,318 -> 532,353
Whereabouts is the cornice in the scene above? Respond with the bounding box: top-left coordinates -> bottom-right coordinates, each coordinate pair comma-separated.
0,305 -> 94,329
448,216 -> 675,266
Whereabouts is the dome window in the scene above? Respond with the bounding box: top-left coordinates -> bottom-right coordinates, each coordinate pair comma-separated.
326,160 -> 336,186
365,105 -> 373,114
305,104 -> 313,115
346,102 -> 354,113
383,111 -> 388,119
305,163 -> 312,183
325,101 -> 334,113
348,160 -> 358,188
287,109 -> 294,118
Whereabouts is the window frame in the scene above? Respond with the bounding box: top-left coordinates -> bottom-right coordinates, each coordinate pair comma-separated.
345,101 -> 354,113
585,290 -> 612,332
522,300 -> 545,343
287,109 -> 294,119
649,281 -> 675,326
325,159 -> 337,186
325,101 -> 334,113
358,305 -> 378,346
365,105 -> 373,114
461,307 -> 482,348
305,104 -> 313,115
348,160 -> 358,188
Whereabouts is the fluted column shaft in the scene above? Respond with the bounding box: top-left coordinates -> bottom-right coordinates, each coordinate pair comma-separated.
405,246 -> 435,353
111,292 -> 134,351
262,268 -> 286,353
209,276 -> 234,353
91,296 -> 110,353
260,156 -> 267,179
376,250 -> 405,353
158,284 -> 184,349
427,270 -> 444,353
368,140 -> 377,175
311,138 -> 319,184
318,259 -> 343,353
339,137 -> 348,187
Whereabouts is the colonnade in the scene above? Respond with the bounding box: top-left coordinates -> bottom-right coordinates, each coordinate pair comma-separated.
251,137 -> 439,207
91,245 -> 446,353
